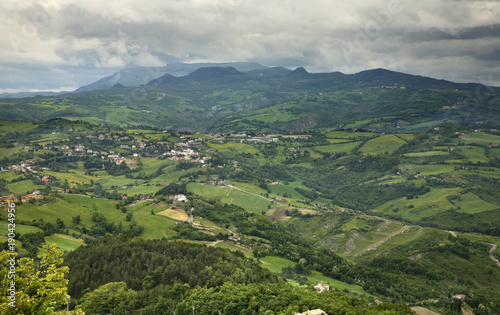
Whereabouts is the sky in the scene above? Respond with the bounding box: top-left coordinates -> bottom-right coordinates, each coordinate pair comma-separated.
1,0 -> 500,93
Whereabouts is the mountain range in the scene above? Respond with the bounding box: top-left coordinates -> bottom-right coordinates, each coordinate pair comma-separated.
0,62 -> 498,132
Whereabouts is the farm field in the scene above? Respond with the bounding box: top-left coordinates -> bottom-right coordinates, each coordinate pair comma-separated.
45,234 -> 85,252
5,180 -> 46,195
461,132 -> 500,145
313,141 -> 361,154
2,117 -> 500,314
259,256 -> 373,297
456,146 -> 489,163
187,183 -> 273,214
359,134 -> 407,154
325,131 -> 377,139
402,151 -> 449,157
373,187 -> 462,222
449,192 -> 499,214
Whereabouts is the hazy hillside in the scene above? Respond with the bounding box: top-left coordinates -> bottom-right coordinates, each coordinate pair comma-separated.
1,66 -> 497,133
74,62 -> 268,92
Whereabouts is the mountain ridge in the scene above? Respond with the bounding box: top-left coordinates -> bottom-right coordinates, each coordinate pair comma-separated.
0,66 -> 498,132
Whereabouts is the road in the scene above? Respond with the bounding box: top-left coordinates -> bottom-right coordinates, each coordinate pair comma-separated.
226,184 -> 288,206
226,184 -> 274,201
487,243 -> 500,267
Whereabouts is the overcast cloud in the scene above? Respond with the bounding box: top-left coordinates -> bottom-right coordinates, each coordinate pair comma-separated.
1,0 -> 499,93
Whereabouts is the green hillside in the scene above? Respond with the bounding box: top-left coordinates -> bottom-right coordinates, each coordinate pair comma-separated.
1,67 -> 499,133
2,118 -> 500,314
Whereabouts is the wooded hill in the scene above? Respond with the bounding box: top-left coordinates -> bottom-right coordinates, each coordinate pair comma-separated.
1,66 -> 498,133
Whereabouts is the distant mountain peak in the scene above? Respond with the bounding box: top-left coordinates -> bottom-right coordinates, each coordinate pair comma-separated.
289,67 -> 309,75
111,83 -> 126,89
147,73 -> 177,86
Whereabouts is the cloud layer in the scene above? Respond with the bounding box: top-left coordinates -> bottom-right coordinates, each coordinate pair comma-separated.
1,0 -> 500,92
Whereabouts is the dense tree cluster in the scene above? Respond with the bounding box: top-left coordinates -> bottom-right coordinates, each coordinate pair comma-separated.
64,236 -> 280,300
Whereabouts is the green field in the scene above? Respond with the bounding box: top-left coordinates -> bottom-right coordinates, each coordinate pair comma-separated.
126,200 -> 178,239
99,175 -> 146,189
402,151 -> 449,157
187,183 -> 273,214
359,134 -> 407,155
0,120 -> 38,134
267,181 -> 309,200
325,131 -> 377,139
0,223 -> 43,237
462,132 -> 500,144
111,185 -> 159,196
208,142 -> 260,158
259,256 -> 373,297
450,192 -> 499,214
45,234 -> 85,252
6,180 -> 46,195
326,138 -> 353,144
457,146 -> 490,163
0,146 -> 27,159
374,187 -> 461,221
395,134 -> 415,141
42,170 -> 94,186
313,141 -> 361,154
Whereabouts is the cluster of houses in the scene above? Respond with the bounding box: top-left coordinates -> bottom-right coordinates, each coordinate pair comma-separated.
208,132 -> 312,143
9,162 -> 36,173
0,194 -> 18,204
20,190 -> 43,203
0,190 -> 45,205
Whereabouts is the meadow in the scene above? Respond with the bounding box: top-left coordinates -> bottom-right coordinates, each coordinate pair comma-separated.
359,134 -> 407,155
187,183 -> 273,214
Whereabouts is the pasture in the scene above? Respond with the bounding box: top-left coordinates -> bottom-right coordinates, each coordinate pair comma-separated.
373,187 -> 461,221
359,134 -> 407,155
187,183 -> 273,214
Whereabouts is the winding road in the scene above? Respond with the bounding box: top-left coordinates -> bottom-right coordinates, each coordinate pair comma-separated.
487,243 -> 500,267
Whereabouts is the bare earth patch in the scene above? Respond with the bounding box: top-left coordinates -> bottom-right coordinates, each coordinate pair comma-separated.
299,209 -> 320,215
125,159 -> 139,169
158,208 -> 189,221
265,207 -> 292,222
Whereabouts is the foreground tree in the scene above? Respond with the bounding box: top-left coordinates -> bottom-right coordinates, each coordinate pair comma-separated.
0,244 -> 69,315
78,282 -> 137,314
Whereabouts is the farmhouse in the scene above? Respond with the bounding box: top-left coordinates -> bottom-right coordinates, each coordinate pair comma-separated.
313,283 -> 330,293
170,194 -> 188,202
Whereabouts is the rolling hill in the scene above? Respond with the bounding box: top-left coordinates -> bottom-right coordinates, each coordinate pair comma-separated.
0,65 -> 498,133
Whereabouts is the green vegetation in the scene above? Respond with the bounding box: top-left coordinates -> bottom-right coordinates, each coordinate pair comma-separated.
359,134 -> 407,155
2,118 -> 500,314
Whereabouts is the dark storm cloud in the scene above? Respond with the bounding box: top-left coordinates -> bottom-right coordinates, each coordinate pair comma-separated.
1,0 -> 499,92
403,24 -> 500,42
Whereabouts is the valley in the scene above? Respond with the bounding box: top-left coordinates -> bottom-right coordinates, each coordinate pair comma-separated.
1,116 -> 500,314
